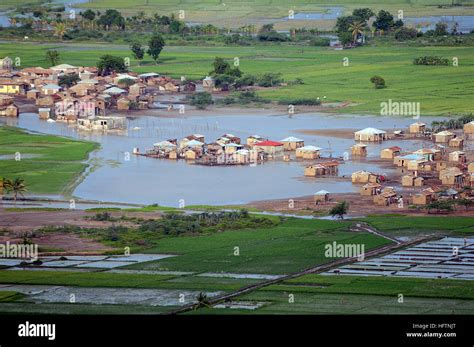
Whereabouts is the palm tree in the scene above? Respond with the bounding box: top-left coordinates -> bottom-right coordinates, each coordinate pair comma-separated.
349,21 -> 367,44
329,201 -> 349,220
54,22 -> 67,40
8,178 -> 27,203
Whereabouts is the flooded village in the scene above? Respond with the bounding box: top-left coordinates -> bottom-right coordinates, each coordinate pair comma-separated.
0,54 -> 473,214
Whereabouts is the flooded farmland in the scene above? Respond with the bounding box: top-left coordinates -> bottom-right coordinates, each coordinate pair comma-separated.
0,111 -> 460,206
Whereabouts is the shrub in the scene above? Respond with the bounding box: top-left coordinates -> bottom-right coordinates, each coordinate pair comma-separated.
370,75 -> 386,89
188,92 -> 213,109
413,56 -> 449,66
394,27 -> 418,41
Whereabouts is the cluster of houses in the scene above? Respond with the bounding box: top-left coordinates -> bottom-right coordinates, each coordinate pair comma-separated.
0,56 -> 217,131
137,134 -> 326,166
349,124 -> 474,207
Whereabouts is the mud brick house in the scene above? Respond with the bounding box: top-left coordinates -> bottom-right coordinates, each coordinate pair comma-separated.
280,136 -> 305,150
409,122 -> 426,134
412,188 -> 436,205
296,145 -> 321,159
413,148 -> 441,161
434,130 -> 455,143
247,135 -> 265,147
394,154 -> 425,167
448,137 -> 464,148
351,143 -> 367,156
402,175 -> 424,187
439,167 -> 464,188
373,187 -> 398,206
354,127 -> 387,142
380,146 -> 401,159
352,170 -> 382,184
448,151 -> 467,163
360,183 -> 382,196
253,140 -> 284,158
0,80 -> 28,95
464,121 -> 474,137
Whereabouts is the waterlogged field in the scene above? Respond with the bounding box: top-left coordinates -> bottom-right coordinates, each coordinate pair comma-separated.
0,126 -> 98,194
70,0 -> 474,28
194,275 -> 474,314
1,42 -> 473,115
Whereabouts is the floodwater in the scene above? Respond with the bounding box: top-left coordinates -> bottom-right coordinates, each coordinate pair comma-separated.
0,284 -> 223,306
1,111 -> 456,206
405,15 -> 474,33
0,0 -> 88,28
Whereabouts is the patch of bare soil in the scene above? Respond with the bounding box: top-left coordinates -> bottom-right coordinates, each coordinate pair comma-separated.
248,193 -> 474,217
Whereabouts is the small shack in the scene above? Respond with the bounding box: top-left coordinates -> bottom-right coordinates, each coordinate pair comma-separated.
439,167 -> 464,187
380,146 -> 401,159
360,183 -> 381,196
413,188 -> 436,205
247,135 -> 265,147
354,127 -> 387,142
373,187 -> 398,206
314,190 -> 330,203
295,145 -> 321,159
448,151 -> 467,163
434,130 -> 455,143
448,137 -> 464,148
280,136 -> 304,150
409,122 -> 426,134
351,144 -> 367,156
402,175 -> 424,187
463,121 -> 474,136
352,170 -> 381,184
254,140 -> 284,158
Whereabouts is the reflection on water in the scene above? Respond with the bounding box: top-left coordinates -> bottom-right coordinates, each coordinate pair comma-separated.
1,111 -> 460,206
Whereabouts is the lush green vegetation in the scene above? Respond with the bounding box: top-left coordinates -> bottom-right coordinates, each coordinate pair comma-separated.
125,218 -> 391,274
271,274 -> 474,300
0,270 -> 175,288
361,216 -> 474,235
0,126 -> 98,194
1,42 -> 472,115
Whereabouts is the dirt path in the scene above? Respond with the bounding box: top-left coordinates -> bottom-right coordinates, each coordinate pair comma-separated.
167,234 -> 439,315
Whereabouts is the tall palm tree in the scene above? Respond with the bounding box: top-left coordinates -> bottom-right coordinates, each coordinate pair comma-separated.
54,22 -> 67,40
8,178 -> 27,202
349,21 -> 367,44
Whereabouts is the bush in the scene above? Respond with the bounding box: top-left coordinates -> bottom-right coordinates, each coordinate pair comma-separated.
256,73 -> 283,87
394,27 -> 418,41
188,92 -> 213,109
309,37 -> 330,46
413,56 -> 449,66
370,75 -> 386,89
277,98 -> 321,106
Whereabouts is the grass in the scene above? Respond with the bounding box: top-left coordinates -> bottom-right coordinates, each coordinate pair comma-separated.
194,291 -> 474,314
0,126 -> 98,195
0,291 -> 24,302
193,275 -> 474,314
1,42 -> 473,116
0,270 -> 176,288
360,216 -> 474,236
270,274 -> 474,300
71,0 -> 474,28
124,218 -> 392,274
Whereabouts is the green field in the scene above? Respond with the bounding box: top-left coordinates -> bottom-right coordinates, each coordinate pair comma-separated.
361,216 -> 474,236
195,275 -> 474,314
1,42 -> 473,116
0,126 -> 98,195
69,0 -> 474,28
124,218 -> 391,274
